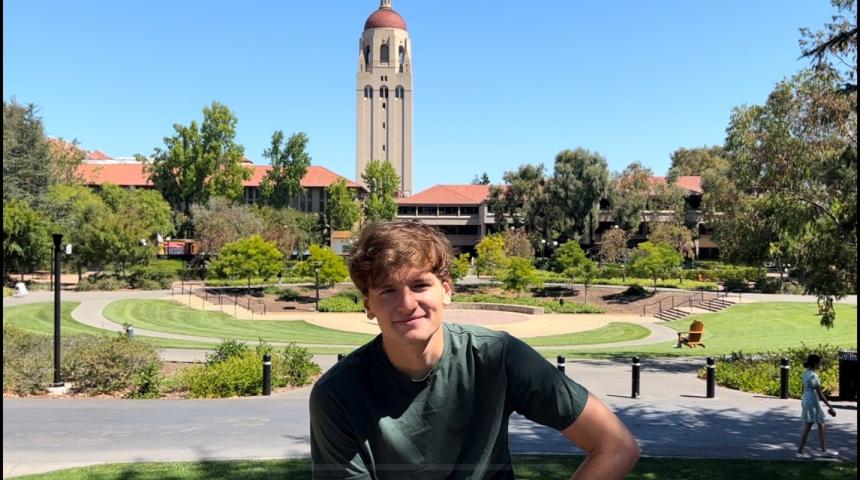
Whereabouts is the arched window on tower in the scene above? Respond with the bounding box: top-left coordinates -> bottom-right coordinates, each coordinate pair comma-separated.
395,86 -> 404,99
380,44 -> 389,64
398,46 -> 405,73
364,45 -> 371,68
364,86 -> 373,99
380,86 -> 389,99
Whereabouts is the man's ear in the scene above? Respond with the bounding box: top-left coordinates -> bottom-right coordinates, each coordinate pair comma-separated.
363,297 -> 375,320
442,280 -> 452,306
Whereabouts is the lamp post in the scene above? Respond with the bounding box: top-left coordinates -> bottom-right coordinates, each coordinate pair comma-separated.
541,239 -> 547,259
51,233 -> 63,387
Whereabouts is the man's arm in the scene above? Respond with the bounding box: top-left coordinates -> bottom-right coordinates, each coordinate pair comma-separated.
561,393 -> 640,480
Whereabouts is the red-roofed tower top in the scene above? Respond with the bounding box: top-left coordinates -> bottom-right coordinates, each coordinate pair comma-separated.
364,0 -> 407,31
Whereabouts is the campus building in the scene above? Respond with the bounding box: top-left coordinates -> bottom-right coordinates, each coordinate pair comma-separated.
76,152 -> 365,215
395,177 -> 719,259
356,0 -> 413,196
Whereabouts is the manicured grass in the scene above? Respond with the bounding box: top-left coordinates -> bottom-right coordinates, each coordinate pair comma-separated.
103,299 -> 376,345
3,302 -> 98,336
526,322 -> 650,347
541,302 -> 857,359
15,456 -> 857,479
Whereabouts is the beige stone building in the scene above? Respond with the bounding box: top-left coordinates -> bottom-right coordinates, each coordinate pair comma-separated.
356,0 -> 413,196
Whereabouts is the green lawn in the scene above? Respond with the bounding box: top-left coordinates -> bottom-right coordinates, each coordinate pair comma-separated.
3,302 -> 98,336
103,299 -> 376,345
543,302 -> 857,359
14,456 -> 856,480
526,322 -> 650,347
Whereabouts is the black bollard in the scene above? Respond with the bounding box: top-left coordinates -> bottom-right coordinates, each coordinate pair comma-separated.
557,355 -> 566,373
262,353 -> 272,396
780,357 -> 790,399
706,357 -> 716,398
631,356 -> 641,398
337,353 -> 345,362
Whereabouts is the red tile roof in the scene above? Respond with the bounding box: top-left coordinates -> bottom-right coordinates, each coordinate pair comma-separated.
78,163 -> 153,187
647,176 -> 703,194
86,150 -> 112,160
397,184 -> 491,205
77,163 -> 361,189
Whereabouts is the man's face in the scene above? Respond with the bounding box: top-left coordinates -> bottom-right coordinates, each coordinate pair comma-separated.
364,268 -> 452,347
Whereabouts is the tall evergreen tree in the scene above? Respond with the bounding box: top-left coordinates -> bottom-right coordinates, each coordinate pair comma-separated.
260,131 -> 311,208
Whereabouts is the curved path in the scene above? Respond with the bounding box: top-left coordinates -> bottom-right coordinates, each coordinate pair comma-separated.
3,289 -> 678,353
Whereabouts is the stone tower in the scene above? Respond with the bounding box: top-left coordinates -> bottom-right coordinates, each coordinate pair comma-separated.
356,0 -> 413,196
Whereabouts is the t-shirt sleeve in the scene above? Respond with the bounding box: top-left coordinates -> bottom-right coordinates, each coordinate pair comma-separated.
504,334 -> 589,431
811,372 -> 821,389
309,383 -> 372,479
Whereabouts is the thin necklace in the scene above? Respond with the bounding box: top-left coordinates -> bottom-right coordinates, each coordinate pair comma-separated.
410,356 -> 442,382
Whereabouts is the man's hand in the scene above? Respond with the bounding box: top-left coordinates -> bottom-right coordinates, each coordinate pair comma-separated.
561,393 -> 640,480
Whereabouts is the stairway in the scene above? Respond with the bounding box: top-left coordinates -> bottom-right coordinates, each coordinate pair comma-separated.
654,297 -> 736,321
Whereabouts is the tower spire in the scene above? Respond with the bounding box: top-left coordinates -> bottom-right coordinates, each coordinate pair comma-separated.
380,0 -> 392,9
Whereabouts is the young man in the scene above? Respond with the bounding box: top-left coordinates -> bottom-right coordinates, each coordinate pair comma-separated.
310,221 -> 640,479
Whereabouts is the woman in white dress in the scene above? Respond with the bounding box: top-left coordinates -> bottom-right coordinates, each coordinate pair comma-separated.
795,354 -> 838,459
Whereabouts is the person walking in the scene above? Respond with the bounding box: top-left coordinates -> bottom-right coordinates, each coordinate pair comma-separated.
796,354 -> 839,459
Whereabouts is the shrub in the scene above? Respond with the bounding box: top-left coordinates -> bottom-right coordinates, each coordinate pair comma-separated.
755,277 -> 783,294
704,344 -> 841,398
3,286 -> 12,297
622,285 -> 649,297
3,325 -> 55,395
129,362 -> 162,399
76,273 -> 127,291
598,264 -> 624,279
274,288 -> 302,302
318,293 -> 365,313
278,343 -> 321,387
63,335 -> 163,395
178,351 -> 264,398
205,339 -> 251,366
129,260 -> 185,289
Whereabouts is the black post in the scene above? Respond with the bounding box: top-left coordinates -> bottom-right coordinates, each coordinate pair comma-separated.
556,355 -> 565,373
315,267 -> 320,311
706,357 -> 716,398
262,353 -> 272,396
52,233 -> 63,387
780,357 -> 790,399
632,356 -> 641,399
337,353 -> 345,362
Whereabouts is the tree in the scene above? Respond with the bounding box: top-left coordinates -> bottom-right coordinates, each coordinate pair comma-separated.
503,228 -> 534,260
597,227 -> 631,265
450,252 -> 471,284
548,148 -> 610,243
326,179 -> 361,231
3,100 -> 53,205
610,162 -> 651,233
648,223 -> 696,260
209,235 -> 284,289
47,137 -> 85,185
260,131 -> 311,208
471,172 -> 491,185
256,205 -> 319,261
799,0 -> 857,94
575,259 -> 598,305
3,199 -> 52,280
718,67 -> 856,327
628,242 -> 683,293
666,146 -> 728,183
502,257 -> 542,296
190,197 -> 265,257
487,164 -> 546,231
142,101 -> 251,235
553,240 -> 587,290
42,184 -> 113,278
475,234 -> 508,285
648,181 -> 688,226
306,244 -> 349,287
362,160 -> 400,222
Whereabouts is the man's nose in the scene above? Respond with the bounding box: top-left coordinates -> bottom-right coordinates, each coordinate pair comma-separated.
397,288 -> 419,310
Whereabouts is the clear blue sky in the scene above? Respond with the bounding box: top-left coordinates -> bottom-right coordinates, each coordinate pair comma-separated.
3,1 -> 835,193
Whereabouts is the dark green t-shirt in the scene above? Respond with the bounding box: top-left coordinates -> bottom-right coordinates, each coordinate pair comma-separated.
309,323 -> 589,479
